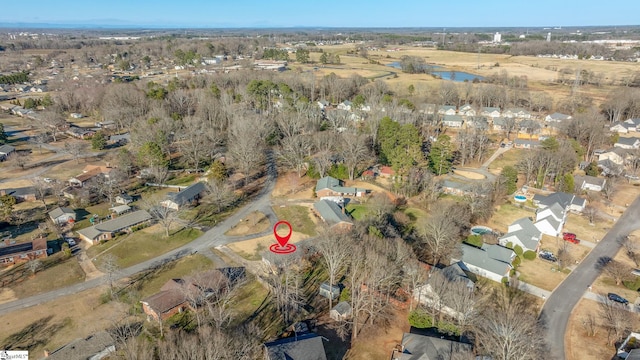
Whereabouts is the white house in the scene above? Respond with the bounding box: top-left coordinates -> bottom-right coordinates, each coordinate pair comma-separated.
458,104 -> 476,116
545,112 -> 572,123
442,115 -> 464,128
504,107 -> 531,119
598,148 -> 627,166
481,107 -> 501,118
49,207 -> 76,225
337,100 -> 352,111
534,203 -> 566,237
624,118 -> 640,132
610,122 -> 631,134
439,105 -> 457,116
614,137 -> 640,149
574,175 -> 606,192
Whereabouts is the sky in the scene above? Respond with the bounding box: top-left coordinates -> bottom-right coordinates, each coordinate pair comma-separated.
0,0 -> 638,28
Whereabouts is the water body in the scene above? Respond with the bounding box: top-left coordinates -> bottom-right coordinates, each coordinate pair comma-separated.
386,62 -> 483,82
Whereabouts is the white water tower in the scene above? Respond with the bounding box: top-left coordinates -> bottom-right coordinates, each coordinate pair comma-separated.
546,32 -> 551,42
493,32 -> 502,43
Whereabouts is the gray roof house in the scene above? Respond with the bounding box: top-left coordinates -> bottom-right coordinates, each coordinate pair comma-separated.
481,107 -> 501,118
442,114 -> 464,128
454,244 -> 515,283
438,105 -> 457,115
574,175 -> 606,192
161,181 -> 207,210
545,112 -> 572,123
43,331 -> 115,360
313,200 -> 353,229
392,333 -> 473,360
499,218 -> 542,253
264,333 -> 328,360
315,176 -> 368,197
492,117 -> 507,131
76,210 -> 152,244
49,207 -> 76,225
0,144 -> 16,159
330,301 -> 352,321
534,202 -> 565,237
615,137 -> 640,149
532,192 -> 586,213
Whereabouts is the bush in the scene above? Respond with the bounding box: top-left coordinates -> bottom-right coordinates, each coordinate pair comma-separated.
505,242 -> 514,249
512,256 -> 521,268
501,277 -> 509,285
339,288 -> 351,302
408,309 -> 433,329
523,250 -> 536,260
437,321 -> 461,336
464,235 -> 483,247
513,245 -> 524,256
327,164 -> 349,180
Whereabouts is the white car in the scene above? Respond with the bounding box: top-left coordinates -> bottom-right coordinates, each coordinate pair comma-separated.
65,238 -> 76,246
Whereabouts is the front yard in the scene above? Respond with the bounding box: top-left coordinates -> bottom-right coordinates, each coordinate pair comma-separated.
273,205 -> 317,236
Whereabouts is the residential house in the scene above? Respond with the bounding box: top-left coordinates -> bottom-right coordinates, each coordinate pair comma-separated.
95,120 -> 116,129
109,133 -> 131,145
481,107 -> 501,119
0,186 -> 37,202
330,301 -> 352,321
625,118 -> 640,131
514,138 -> 541,149
313,200 -> 353,230
439,180 -> 473,196
458,104 -> 476,117
69,165 -> 112,187
337,100 -> 352,111
533,191 -> 586,213
0,237 -> 48,266
317,100 -> 329,110
65,126 -> 94,139
610,121 -> 632,134
442,114 -> 464,128
454,244 -> 515,283
492,117 -> 507,131
413,263 -> 474,320
42,331 -> 115,360
466,116 -> 489,130
391,333 -> 473,360
504,107 -> 531,119
379,166 -> 396,179
161,181 -> 207,210
499,218 -> 542,253
69,112 -> 84,119
598,159 -> 623,176
545,112 -> 572,123
518,119 -> 541,134
48,207 -> 76,225
438,105 -> 457,116
115,193 -> 133,205
574,175 -> 606,192
615,137 -> 640,149
109,204 -> 131,216
319,282 -> 341,300
263,333 -> 328,360
0,144 -> 16,160
617,332 -> 640,360
141,268 -> 243,322
534,203 -> 566,237
598,148 -> 627,166
315,176 -> 368,198
76,210 -> 152,244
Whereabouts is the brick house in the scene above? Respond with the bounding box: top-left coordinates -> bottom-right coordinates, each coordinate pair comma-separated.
0,237 -> 48,266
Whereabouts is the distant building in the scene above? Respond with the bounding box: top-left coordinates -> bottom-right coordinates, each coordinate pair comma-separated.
494,32 -> 502,43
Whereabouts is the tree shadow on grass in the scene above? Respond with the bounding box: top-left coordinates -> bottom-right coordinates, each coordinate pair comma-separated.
1,315 -> 70,351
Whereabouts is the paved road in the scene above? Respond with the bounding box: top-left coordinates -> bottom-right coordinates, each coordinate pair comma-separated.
0,151 -> 279,316
540,195 -> 640,360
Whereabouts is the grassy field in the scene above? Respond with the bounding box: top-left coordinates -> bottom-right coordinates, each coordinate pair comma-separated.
273,205 -> 317,236
134,253 -> 214,298
94,226 -> 202,268
225,211 -> 270,236
487,148 -> 525,172
487,203 -> 534,233
346,203 -> 369,220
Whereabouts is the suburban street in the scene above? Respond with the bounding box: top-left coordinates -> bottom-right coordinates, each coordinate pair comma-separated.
540,195 -> 640,360
0,151 -> 278,316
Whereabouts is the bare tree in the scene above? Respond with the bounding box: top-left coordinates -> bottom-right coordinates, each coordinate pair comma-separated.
341,133 -> 369,180
8,151 -> 31,170
599,296 -> 633,345
176,115 -> 209,169
63,141 -> 88,164
418,210 -> 461,266
203,178 -> 236,215
101,254 -> 120,298
475,288 -> 546,360
279,134 -> 311,177
556,241 -> 573,270
602,259 -> 632,286
316,230 -> 351,309
31,177 -> 50,210
228,114 -> 270,185
581,313 -> 598,337
147,203 -> 183,238
583,205 -> 599,225
621,236 -> 639,267
27,259 -> 43,276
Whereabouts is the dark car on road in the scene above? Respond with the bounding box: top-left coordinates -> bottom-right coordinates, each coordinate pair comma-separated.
607,293 -> 629,305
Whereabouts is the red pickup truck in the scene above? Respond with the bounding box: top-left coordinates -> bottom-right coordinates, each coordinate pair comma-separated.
563,232 -> 580,244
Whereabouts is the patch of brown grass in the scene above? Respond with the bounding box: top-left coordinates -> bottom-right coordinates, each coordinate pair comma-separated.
225,211 -> 270,236
565,298 -> 616,360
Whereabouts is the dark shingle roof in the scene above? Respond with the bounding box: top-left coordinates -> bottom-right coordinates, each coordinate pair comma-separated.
166,181 -> 206,206
46,331 -> 115,360
313,200 -> 352,226
264,333 -> 328,360
399,333 -> 473,360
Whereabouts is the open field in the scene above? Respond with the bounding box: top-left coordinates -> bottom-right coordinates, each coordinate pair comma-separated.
487,148 -> 525,172
272,205 -> 317,236
486,203 -> 534,233
225,211 -> 270,236
93,225 -> 202,268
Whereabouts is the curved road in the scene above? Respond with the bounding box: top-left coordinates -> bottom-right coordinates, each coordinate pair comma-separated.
0,151 -> 278,316
540,195 -> 640,360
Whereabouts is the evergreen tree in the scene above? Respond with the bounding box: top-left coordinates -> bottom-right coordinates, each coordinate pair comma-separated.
501,165 -> 518,194
91,132 -> 107,150
429,135 -> 454,175
0,123 -> 7,144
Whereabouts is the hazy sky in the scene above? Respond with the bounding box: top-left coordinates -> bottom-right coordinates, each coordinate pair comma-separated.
1,0 -> 638,27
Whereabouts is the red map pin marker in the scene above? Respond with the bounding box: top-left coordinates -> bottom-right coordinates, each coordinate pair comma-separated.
270,220 -> 296,254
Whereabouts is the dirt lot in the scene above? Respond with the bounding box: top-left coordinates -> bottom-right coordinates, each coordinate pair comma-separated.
225,211 -> 270,236
227,232 -> 309,260
452,169 -> 485,180
272,172 -> 316,198
565,298 -> 620,360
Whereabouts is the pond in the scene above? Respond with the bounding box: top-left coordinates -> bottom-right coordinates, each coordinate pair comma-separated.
386,62 -> 483,82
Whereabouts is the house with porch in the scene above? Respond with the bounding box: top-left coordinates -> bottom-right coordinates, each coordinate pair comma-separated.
442,115 -> 464,128
574,175 -> 606,192
481,107 -> 501,118
76,210 -> 152,244
545,112 -> 572,123
438,105 -> 457,116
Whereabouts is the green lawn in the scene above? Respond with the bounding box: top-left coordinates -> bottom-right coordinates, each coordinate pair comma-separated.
405,207 -> 428,222
488,148 -> 525,171
134,254 -> 214,298
166,174 -> 197,186
96,227 -> 203,268
273,205 -> 316,236
345,204 -> 369,220
72,203 -> 113,231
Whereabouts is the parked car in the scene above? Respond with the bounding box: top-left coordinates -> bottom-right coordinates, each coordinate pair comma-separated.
65,238 -> 76,247
539,250 -> 557,262
563,232 -> 580,244
607,293 -> 629,305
